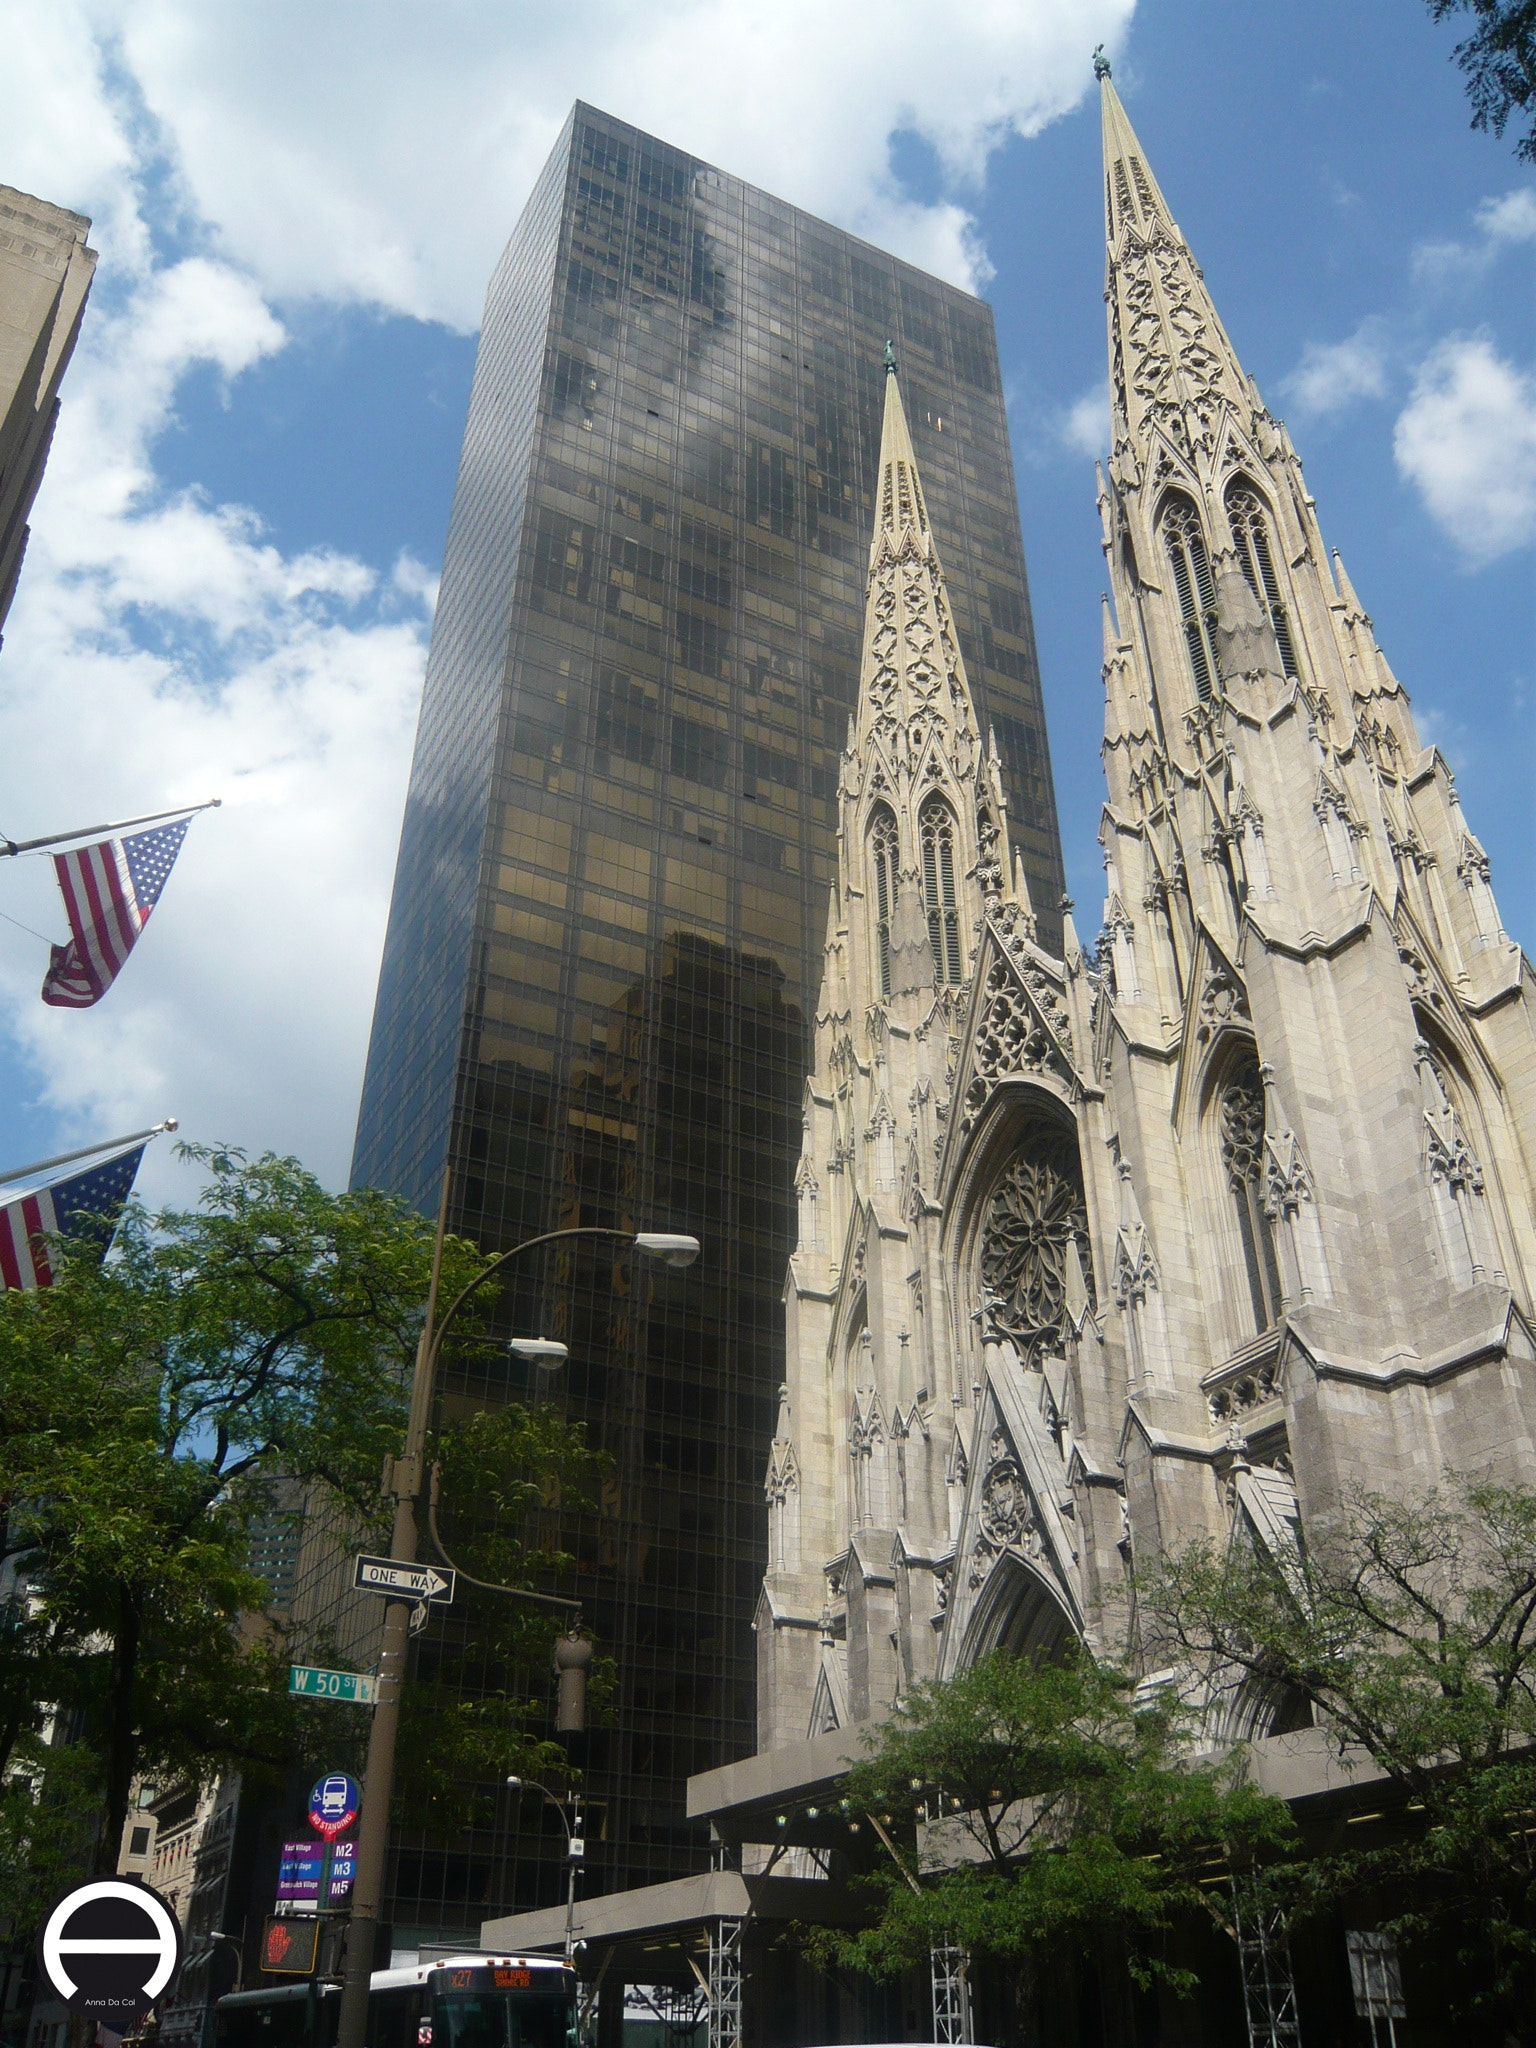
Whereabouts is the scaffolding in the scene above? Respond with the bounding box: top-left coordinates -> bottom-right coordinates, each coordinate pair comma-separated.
1232,1882 -> 1300,2048
930,1941 -> 972,2046
706,1918 -> 744,2048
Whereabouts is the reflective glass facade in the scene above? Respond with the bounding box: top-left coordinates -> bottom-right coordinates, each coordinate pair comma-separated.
350,104 -> 1064,1944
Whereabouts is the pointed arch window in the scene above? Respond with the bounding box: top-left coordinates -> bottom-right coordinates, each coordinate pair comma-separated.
1227,482 -> 1299,679
1161,496 -> 1221,705
869,809 -> 898,999
920,797 -> 964,983
1217,1049 -> 1284,1333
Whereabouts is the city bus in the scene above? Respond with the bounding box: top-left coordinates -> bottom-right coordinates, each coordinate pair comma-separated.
214,1955 -> 577,2048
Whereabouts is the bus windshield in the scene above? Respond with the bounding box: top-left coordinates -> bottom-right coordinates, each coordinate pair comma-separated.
433,1994 -> 571,2048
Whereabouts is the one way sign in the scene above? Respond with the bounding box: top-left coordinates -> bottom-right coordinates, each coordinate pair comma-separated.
352,1554 -> 456,1604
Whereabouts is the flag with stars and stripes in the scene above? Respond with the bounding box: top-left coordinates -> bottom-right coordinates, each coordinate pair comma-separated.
41,818 -> 191,1008
0,1144 -> 146,1291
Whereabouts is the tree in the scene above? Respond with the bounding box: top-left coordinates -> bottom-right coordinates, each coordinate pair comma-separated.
805,1648 -> 1294,2040
1146,1475 -> 1536,2038
0,1144 -> 584,1898
1429,2 -> 1536,162
400,1404 -> 611,1834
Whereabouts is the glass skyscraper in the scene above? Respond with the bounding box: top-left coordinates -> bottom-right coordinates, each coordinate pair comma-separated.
349,102 -> 1064,1945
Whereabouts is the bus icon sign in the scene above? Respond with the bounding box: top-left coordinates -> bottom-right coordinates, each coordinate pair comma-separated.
307,1773 -> 360,1839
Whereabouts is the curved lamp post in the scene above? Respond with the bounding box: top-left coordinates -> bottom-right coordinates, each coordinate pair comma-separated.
505,1776 -> 584,1960
335,1219 -> 700,2048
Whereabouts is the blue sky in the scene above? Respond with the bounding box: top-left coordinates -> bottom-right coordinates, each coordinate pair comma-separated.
0,0 -> 1531,1201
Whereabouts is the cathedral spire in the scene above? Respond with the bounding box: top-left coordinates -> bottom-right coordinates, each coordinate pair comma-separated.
1099,68 -> 1250,470
853,358 -> 983,775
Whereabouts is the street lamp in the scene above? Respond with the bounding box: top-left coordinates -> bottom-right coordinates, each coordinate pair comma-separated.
335,1218 -> 701,2048
631,1233 -> 700,1268
509,1337 -> 570,1362
504,1777 -> 584,1960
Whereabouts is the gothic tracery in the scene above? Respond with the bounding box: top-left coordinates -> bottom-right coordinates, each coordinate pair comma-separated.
978,1124 -> 1096,1367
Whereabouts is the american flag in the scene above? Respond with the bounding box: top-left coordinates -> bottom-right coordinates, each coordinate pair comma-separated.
0,1144 -> 146,1291
41,818 -> 191,1008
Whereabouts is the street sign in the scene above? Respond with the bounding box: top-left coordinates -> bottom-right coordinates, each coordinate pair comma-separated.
38,1878 -> 182,2030
352,1553 -> 455,1604
262,1917 -> 320,1976
327,1842 -> 357,1904
308,1774 -> 361,1840
289,1663 -> 379,1704
276,1840 -> 356,1910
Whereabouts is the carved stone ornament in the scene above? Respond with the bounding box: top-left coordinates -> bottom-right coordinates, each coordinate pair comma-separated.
1418,1044 -> 1484,1196
765,1438 -> 799,1504
1206,1355 -> 1283,1426
1219,1064 -> 1266,1196
1399,943 -> 1442,1012
968,1436 -> 1043,1588
978,1126 -> 1097,1367
961,958 -> 1071,1134
1196,965 -> 1250,1048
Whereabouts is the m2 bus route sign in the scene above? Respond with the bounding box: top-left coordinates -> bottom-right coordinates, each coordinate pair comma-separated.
38,1878 -> 182,2029
308,1773 -> 361,1839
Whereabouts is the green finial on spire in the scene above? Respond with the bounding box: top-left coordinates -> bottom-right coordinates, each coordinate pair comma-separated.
883,338 -> 898,376
1092,44 -> 1111,82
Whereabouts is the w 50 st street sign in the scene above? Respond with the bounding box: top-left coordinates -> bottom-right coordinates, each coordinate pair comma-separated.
352,1554 -> 455,1604
289,1664 -> 379,1704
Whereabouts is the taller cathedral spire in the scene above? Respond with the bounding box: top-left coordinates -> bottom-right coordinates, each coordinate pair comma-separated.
1099,69 -> 1251,477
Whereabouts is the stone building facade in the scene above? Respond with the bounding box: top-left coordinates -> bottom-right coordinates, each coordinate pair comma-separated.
0,184 -> 96,649
756,69 -> 1536,1750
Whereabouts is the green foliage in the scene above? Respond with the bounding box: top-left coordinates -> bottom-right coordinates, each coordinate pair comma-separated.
806,1649 -> 1293,2012
1429,1 -> 1536,161
1145,1475 -> 1536,2031
0,1145 -> 491,1890
0,1737 -> 102,1931
399,1405 -> 614,1829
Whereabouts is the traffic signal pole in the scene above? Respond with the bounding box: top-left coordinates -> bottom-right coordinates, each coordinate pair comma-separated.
333,1202 -> 698,2048
333,1172 -> 450,2048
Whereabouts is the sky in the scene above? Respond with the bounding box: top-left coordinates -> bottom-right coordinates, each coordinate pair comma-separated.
0,0 -> 1531,1208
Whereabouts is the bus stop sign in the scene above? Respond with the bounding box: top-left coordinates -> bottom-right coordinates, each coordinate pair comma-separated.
308,1773 -> 361,1839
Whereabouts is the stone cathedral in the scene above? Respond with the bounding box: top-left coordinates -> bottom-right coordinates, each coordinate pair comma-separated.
756,69 -> 1536,1748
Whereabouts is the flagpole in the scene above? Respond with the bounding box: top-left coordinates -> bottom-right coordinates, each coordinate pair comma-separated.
0,1119 -> 179,1188
0,799 -> 221,859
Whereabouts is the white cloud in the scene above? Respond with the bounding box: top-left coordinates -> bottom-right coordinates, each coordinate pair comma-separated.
1059,383 -> 1109,459
0,253 -> 428,1196
28,0 -> 1137,321
1284,321 -> 1389,418
1393,336 -> 1536,566
1413,185 -> 1536,289
1475,188 -> 1536,245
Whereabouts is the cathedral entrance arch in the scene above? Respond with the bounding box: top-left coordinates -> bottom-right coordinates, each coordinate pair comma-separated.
954,1548 -> 1078,1671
